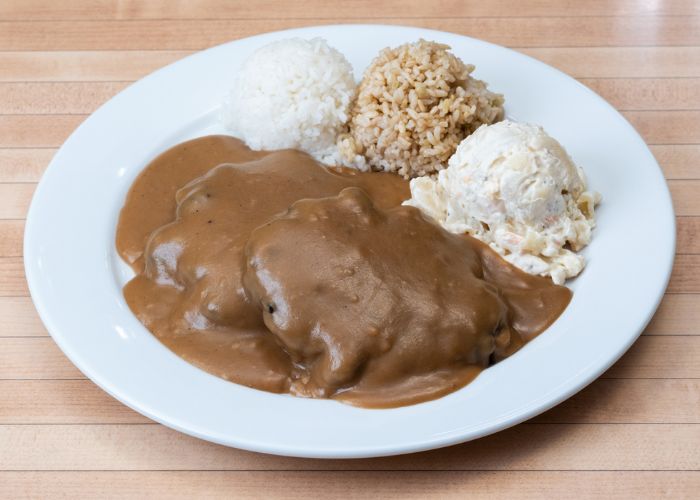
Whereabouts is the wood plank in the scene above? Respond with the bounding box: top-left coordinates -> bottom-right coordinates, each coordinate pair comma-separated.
1,111 -> 697,150
0,221 -> 23,257
4,79 -> 700,116
581,78 -> 700,111
645,294 -> 700,335
0,82 -> 128,114
0,380 -> 150,424
668,254 -> 700,293
678,217 -> 700,253
651,145 -> 700,179
670,181 -> 700,216
532,379 -> 700,424
0,338 -> 84,379
0,148 -> 53,182
0,51 -> 190,82
0,471 -> 697,499
1,336 -> 696,381
0,184 -> 34,219
1,0 -> 698,20
603,336 -> 700,379
0,297 -> 46,337
625,111 -> 700,145
2,378 -> 696,425
520,47 -> 700,78
0,115 -> 84,148
1,423 -> 697,470
0,257 -> 28,296
1,18 -> 699,51
2,48 -> 697,83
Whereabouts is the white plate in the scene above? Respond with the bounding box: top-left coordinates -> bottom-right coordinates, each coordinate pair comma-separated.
24,25 -> 675,458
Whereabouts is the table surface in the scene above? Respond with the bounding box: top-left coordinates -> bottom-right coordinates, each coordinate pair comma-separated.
1,1 -> 699,498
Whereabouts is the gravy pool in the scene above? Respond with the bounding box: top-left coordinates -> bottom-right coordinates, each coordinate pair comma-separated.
117,135 -> 571,408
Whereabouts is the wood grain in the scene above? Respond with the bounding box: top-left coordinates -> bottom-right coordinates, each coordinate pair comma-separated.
651,145 -> 700,179
0,148 -> 54,182
1,423 -> 698,471
2,18 -> 699,51
520,47 -> 700,78
0,258 -> 28,296
531,378 -> 700,424
601,336 -> 700,379
2,0 -> 699,20
0,221 -> 24,256
0,82 -> 130,114
0,115 -> 85,148
0,338 -> 84,379
1,378 -> 697,425
668,254 -> 700,293
668,180 -> 700,217
0,297 -> 47,337
0,380 -> 149,424
625,111 -> 700,144
644,294 -> 700,335
669,182 -> 700,216
0,380 -> 151,424
678,217 -> 700,253
2,471 -> 699,500
0,51 -> 190,82
581,78 -> 700,111
1,335 -> 696,381
0,185 -> 34,219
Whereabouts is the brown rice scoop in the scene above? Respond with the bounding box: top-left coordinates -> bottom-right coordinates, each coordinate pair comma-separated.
339,39 -> 504,178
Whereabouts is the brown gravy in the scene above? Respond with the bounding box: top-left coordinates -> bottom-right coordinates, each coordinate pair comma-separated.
117,135 -> 571,408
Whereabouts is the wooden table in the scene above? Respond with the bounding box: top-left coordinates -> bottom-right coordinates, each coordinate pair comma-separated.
1,1 -> 699,498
